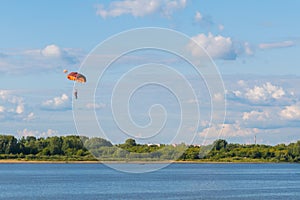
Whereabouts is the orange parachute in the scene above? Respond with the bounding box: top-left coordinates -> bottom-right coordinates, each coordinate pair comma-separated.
67,72 -> 86,83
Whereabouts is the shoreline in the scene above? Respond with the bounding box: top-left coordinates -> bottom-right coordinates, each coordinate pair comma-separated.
0,159 -> 296,164
0,160 -> 101,164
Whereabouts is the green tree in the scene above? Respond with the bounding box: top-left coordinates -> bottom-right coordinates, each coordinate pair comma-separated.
20,136 -> 39,155
0,135 -> 19,154
180,146 -> 200,160
47,136 -> 63,155
124,138 -> 136,147
61,135 -> 85,155
84,137 -> 113,150
213,139 -> 228,151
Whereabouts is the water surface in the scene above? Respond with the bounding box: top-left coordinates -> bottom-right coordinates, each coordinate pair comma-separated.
0,163 -> 299,200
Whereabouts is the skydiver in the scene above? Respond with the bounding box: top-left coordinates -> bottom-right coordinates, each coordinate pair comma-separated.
74,89 -> 78,99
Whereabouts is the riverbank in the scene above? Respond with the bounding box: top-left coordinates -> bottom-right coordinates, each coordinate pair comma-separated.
0,159 -> 101,164
0,159 -> 295,164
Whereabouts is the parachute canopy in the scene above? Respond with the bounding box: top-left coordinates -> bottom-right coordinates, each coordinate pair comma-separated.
67,72 -> 86,83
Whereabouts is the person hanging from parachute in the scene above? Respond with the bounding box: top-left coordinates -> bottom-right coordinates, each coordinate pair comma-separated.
64,69 -> 86,99
74,88 -> 78,99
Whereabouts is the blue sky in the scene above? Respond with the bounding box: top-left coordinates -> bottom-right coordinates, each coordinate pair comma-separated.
1,0 -> 300,145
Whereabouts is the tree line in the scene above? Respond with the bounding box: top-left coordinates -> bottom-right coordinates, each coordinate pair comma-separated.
0,135 -> 300,162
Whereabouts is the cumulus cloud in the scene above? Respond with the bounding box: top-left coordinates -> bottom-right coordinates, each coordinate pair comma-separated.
243,42 -> 254,56
41,94 -> 71,111
241,109 -> 284,129
280,104 -> 300,120
213,93 -> 224,102
96,0 -> 187,18
0,90 -> 24,114
228,82 -> 290,106
0,90 -> 34,121
194,11 -> 203,22
199,122 -> 257,139
188,32 -> 252,60
241,105 -> 300,129
193,10 -> 225,32
222,77 -> 300,130
259,41 -> 295,49
245,82 -> 285,101
197,118 -> 292,144
16,103 -> 24,114
23,112 -> 35,121
198,112 -> 300,144
0,90 -> 10,100
0,45 -> 82,74
41,44 -> 63,58
193,11 -> 215,28
243,110 -> 270,121
40,44 -> 79,64
199,77 -> 300,143
17,128 -> 59,138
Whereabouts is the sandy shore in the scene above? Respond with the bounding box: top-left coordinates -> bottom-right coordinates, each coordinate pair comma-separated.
0,159 -> 283,164
0,160 -> 102,164
0,160 -> 179,164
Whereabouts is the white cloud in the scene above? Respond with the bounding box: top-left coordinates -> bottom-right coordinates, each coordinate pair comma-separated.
17,129 -> 39,137
243,110 -> 270,121
241,105 -> 300,129
189,33 -> 235,59
213,93 -> 224,102
0,106 -> 5,113
193,10 -> 215,28
241,109 -> 282,129
199,122 -> 257,139
40,44 -> 79,64
244,42 -> 254,55
41,44 -> 62,58
197,115 -> 300,144
193,11 -> 224,32
280,104 -> 300,120
259,41 -> 295,49
0,45 -> 82,74
223,77 -> 300,131
0,90 -> 25,115
237,80 -> 246,86
23,112 -> 35,121
228,81 -> 289,106
0,90 -> 10,100
41,94 -> 71,110
245,82 -> 285,101
96,0 -> 187,18
17,128 -> 58,138
0,89 -> 36,122
188,32 -> 252,60
16,103 -> 24,114
194,11 -> 202,22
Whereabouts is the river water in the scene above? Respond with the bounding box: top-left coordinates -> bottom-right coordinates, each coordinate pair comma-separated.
0,163 -> 299,200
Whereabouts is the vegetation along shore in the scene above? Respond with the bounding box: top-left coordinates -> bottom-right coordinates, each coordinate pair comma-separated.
0,135 -> 299,163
